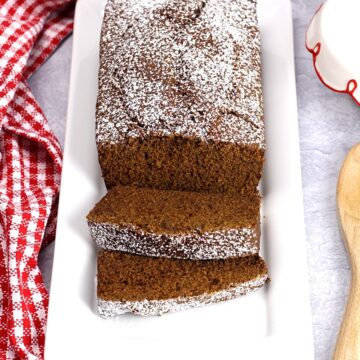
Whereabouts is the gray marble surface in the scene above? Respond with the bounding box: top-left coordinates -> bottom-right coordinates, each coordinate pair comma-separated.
29,1 -> 360,359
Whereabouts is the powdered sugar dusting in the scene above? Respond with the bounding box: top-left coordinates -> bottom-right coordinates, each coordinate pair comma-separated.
97,274 -> 268,317
96,0 -> 264,146
88,221 -> 259,260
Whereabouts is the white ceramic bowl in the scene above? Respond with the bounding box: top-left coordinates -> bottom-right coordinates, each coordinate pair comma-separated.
306,0 -> 360,105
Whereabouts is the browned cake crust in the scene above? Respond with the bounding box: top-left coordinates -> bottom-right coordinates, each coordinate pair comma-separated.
87,185 -> 261,259
97,250 -> 268,316
96,0 -> 264,194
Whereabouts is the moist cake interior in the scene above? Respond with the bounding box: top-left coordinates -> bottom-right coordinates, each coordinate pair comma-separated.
98,138 -> 264,194
87,185 -> 260,234
97,250 -> 268,301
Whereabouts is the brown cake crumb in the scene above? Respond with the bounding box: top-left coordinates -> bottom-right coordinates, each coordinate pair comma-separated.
97,250 -> 268,301
88,185 -> 260,233
87,185 -> 261,259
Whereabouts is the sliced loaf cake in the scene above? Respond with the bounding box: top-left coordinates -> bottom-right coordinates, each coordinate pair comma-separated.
91,0 -> 268,319
97,250 -> 268,317
87,185 -> 261,260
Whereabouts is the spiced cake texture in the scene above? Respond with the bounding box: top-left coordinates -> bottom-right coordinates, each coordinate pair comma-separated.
87,185 -> 261,259
97,250 -> 268,317
90,0 -> 268,318
96,0 -> 265,194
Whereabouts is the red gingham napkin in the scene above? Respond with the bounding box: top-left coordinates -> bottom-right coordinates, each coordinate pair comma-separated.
0,1 -> 75,359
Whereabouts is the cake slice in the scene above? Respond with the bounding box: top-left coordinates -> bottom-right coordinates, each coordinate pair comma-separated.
97,250 -> 268,317
87,185 -> 261,260
96,0 -> 264,195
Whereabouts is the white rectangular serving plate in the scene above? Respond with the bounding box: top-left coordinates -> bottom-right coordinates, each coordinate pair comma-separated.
45,0 -> 314,359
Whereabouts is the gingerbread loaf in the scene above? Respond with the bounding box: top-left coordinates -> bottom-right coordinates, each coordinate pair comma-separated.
97,250 -> 268,317
87,185 -> 261,260
96,0 -> 264,194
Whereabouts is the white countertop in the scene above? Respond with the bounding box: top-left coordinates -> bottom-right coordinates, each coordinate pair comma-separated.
31,1 -> 359,358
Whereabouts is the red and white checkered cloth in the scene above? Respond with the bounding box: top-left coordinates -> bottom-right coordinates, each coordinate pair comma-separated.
0,1 -> 75,359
